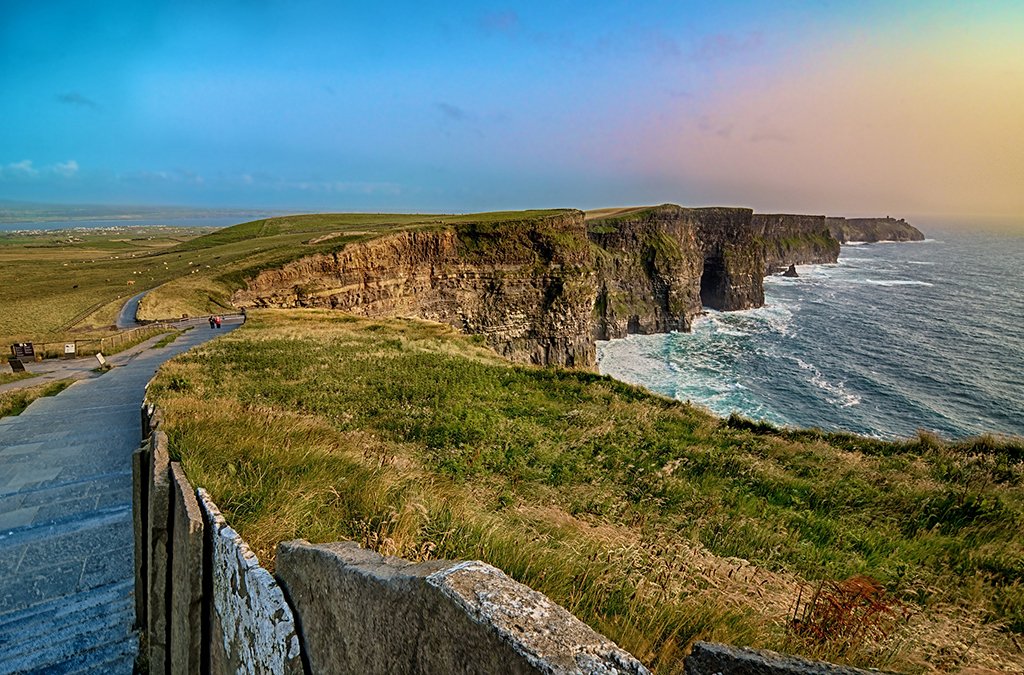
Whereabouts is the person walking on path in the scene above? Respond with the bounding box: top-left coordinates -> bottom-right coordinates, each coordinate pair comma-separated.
214,315 -> 222,329
208,316 -> 216,329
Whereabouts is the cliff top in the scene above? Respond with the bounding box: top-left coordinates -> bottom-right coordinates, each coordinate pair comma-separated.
138,209 -> 580,320
149,308 -> 1024,674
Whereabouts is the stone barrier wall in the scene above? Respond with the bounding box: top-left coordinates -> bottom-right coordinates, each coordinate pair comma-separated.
134,402 -> 877,675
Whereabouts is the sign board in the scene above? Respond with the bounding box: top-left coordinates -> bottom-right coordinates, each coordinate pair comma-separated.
8,358 -> 25,373
95,353 -> 107,367
64,343 -> 76,355
11,343 -> 34,358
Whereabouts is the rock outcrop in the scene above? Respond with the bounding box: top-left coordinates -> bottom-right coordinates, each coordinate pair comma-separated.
233,211 -> 598,368
587,205 -> 764,340
826,216 -> 924,243
753,214 -> 840,274
783,264 -> 799,278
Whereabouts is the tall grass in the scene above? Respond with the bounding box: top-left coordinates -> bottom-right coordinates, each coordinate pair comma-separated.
149,310 -> 1024,673
0,379 -> 75,418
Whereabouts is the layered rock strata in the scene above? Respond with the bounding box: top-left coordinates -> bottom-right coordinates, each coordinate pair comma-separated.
753,214 -> 840,274
826,216 -> 925,243
233,212 -> 598,367
232,206 -> 914,369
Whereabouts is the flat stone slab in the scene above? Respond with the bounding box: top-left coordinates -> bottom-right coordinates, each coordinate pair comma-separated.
275,539 -> 649,675
199,489 -> 303,675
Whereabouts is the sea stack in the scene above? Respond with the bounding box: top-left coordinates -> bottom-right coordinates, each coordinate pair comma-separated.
783,264 -> 799,277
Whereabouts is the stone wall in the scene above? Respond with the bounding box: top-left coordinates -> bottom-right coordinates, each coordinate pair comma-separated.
134,403 -> 302,675
684,642 -> 879,675
275,541 -> 648,675
134,402 -> 649,674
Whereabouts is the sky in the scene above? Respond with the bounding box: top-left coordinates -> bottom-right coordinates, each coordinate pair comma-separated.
2,1 -> 1023,221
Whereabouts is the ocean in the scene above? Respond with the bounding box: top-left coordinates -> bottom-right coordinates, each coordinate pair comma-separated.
0,215 -> 266,232
597,228 -> 1024,440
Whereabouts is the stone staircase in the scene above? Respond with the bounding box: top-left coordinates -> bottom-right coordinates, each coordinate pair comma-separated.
0,324 -> 237,673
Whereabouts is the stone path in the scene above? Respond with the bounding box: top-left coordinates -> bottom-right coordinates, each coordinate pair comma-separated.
0,318 -> 240,674
116,291 -> 147,330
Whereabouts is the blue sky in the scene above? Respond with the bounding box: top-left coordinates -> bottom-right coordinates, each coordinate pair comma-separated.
2,1 -> 1022,218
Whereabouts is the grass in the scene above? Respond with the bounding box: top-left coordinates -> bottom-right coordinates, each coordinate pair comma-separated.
149,309 -> 1024,674
0,211 -> 572,346
0,378 -> 75,418
0,226 -> 213,344
0,370 -> 38,386
151,328 -> 189,349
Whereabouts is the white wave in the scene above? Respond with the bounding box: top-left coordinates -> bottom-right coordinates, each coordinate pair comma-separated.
861,279 -> 933,287
794,357 -> 862,408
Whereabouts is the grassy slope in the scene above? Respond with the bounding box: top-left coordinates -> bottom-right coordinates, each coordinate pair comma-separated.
137,210 -> 570,321
149,310 -> 1024,674
0,211 -> 566,344
0,227 -> 212,343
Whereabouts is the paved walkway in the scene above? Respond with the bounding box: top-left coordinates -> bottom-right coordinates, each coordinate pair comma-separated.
115,291 -> 147,330
0,318 -> 240,673
0,318 -> 231,396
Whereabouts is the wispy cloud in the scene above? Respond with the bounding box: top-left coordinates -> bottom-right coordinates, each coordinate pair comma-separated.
436,102 -> 469,122
3,160 -> 39,177
56,92 -> 98,108
54,160 -> 79,177
0,159 -> 80,179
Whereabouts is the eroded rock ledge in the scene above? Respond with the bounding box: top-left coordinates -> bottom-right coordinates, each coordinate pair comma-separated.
233,205 -> 913,368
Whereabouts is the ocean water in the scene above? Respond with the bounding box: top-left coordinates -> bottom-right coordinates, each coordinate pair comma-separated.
597,229 -> 1024,440
0,215 -> 265,232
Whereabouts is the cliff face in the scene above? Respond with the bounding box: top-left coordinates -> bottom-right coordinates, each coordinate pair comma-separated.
233,212 -> 597,368
826,217 -> 925,243
586,205 -> 765,340
691,207 -> 765,311
753,214 -> 841,274
232,205 -> 912,368
587,206 -> 702,340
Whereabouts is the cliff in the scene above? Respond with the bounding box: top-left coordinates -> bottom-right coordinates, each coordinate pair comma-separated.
826,216 -> 924,243
230,206 -> 911,369
587,205 -> 764,340
753,214 -> 840,274
232,211 -> 598,368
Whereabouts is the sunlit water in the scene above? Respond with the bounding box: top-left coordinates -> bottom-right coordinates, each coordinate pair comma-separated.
597,229 -> 1024,439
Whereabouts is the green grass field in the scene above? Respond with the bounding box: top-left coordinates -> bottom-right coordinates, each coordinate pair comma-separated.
0,226 -> 213,344
149,310 -> 1024,674
0,211 -> 568,346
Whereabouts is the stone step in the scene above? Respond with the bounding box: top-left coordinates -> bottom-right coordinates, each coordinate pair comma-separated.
0,490 -> 131,548
0,592 -> 135,672
62,646 -> 137,675
15,633 -> 138,675
0,421 -> 139,447
0,471 -> 130,517
0,580 -> 133,643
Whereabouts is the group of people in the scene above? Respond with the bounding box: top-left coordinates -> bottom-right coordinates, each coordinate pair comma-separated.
208,315 -> 223,329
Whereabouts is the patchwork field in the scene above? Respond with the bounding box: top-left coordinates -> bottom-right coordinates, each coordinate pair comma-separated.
148,309 -> 1024,674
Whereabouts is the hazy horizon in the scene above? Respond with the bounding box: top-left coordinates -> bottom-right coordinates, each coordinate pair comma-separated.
3,1 -> 1023,224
